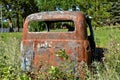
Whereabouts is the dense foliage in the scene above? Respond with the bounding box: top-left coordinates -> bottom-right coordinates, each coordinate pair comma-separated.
36,0 -> 111,27
0,0 -> 116,31
110,1 -> 120,24
0,38 -> 30,80
0,0 -> 38,31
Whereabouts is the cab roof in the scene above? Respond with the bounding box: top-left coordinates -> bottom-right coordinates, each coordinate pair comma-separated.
26,11 -> 85,22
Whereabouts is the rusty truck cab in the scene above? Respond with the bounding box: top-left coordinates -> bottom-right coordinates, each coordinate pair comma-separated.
21,11 -> 93,72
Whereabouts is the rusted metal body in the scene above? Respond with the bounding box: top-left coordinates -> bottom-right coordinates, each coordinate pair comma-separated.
21,11 -> 93,72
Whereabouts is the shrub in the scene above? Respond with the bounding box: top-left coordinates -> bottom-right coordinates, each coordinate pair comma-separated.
0,37 -> 31,80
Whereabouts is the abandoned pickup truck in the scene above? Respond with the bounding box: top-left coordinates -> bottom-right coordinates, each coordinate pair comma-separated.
21,11 -> 97,74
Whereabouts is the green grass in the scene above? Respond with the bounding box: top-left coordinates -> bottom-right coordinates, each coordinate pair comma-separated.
0,32 -> 22,42
94,27 -> 120,48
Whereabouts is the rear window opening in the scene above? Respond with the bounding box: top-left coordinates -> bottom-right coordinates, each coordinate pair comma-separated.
28,20 -> 75,32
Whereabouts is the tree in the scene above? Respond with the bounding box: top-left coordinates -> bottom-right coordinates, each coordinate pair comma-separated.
0,0 -> 111,30
0,0 -> 14,32
110,1 -> 120,25
86,0 -> 111,27
0,0 -> 38,32
36,0 -> 111,27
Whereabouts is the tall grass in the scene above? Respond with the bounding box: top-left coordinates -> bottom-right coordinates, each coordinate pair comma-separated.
0,27 -> 120,80
0,37 -> 31,80
85,40 -> 120,80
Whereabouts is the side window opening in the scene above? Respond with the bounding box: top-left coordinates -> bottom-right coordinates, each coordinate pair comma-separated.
28,20 -> 74,32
